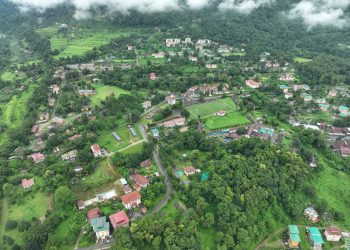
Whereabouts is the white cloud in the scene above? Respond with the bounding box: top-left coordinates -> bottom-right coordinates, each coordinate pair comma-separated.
218,0 -> 274,14
186,0 -> 211,9
288,0 -> 350,29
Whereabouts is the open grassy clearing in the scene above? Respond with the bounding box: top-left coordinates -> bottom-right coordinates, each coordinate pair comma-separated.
186,98 -> 237,119
298,111 -> 333,123
180,66 -> 206,74
97,125 -> 142,153
51,28 -> 138,58
1,84 -> 35,128
205,111 -> 250,130
139,57 -> 167,65
90,84 -> 129,105
7,191 -> 49,222
1,71 -> 17,81
294,57 -> 313,63
122,142 -> 145,154
36,26 -> 58,37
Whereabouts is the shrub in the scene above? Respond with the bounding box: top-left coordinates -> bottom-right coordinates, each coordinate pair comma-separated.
5,220 -> 17,230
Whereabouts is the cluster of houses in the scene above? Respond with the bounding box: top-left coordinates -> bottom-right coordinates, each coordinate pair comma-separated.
183,83 -> 230,99
246,123 -> 284,144
287,224 -> 344,249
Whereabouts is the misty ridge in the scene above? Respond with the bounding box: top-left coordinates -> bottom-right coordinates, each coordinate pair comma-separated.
5,0 -> 350,29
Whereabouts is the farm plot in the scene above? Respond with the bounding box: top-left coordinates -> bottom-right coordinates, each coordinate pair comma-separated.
51,28 -> 138,58
205,111 -> 250,130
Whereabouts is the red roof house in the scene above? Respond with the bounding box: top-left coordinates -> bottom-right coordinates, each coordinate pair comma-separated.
324,226 -> 342,241
109,210 -> 129,229
140,160 -> 152,169
28,153 -> 45,164
68,134 -> 82,141
22,178 -> 34,189
149,72 -> 157,80
245,80 -> 262,89
121,191 -> 141,209
184,166 -> 197,176
131,174 -> 149,191
87,208 -> 101,221
91,144 -> 102,158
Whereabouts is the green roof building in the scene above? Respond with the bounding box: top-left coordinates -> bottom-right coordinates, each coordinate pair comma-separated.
201,172 -> 209,182
288,225 -> 301,248
308,227 -> 324,246
90,216 -> 110,240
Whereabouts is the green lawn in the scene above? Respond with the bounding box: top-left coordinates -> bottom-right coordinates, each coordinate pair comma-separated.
294,57 -> 313,63
199,227 -> 216,250
51,28 -> 138,58
122,142 -> 145,154
205,111 -> 250,130
1,85 -> 35,128
90,84 -> 130,105
298,112 -> 333,123
187,98 -> 237,119
97,125 -> 142,153
139,57 -> 167,65
8,192 -> 49,221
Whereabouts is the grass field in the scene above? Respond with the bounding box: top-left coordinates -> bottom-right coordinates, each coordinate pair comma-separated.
122,142 -> 145,154
294,57 -> 313,63
298,112 -> 333,123
97,125 -> 142,153
8,192 -> 49,221
90,84 -> 129,105
51,28 -> 138,58
205,111 -> 250,130
187,98 -> 237,119
36,26 -> 58,37
1,71 -> 17,81
1,85 -> 35,128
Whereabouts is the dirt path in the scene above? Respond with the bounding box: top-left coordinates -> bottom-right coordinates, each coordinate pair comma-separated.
0,198 -> 9,247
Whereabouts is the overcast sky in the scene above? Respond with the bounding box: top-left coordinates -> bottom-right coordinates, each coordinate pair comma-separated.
9,0 -> 350,29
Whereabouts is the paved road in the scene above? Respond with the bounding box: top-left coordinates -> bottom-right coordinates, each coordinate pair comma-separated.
137,123 -> 173,214
77,238 -> 115,250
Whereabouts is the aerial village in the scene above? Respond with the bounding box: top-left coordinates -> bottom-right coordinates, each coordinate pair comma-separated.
2,24 -> 350,250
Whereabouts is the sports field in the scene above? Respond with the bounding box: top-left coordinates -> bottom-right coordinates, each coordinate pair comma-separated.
90,84 -> 129,105
186,98 -> 236,119
205,111 -> 250,130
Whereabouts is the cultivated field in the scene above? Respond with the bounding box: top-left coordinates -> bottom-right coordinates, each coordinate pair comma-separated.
187,98 -> 236,119
50,28 -> 138,58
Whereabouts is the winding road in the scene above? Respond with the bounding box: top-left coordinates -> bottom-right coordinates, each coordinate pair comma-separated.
137,123 -> 173,214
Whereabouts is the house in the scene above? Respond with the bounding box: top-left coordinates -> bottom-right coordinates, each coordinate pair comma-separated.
152,51 -> 165,58
165,38 -> 181,47
61,150 -> 78,161
205,64 -> 217,69
109,210 -> 129,229
293,84 -> 310,91
28,153 -> 45,164
112,132 -> 121,141
338,147 -> 350,157
90,216 -> 110,240
51,117 -> 65,126
131,174 -> 149,190
120,178 -> 128,186
68,134 -> 82,142
149,72 -> 157,80
184,166 -> 197,176
328,89 -> 337,97
163,117 -> 186,128
189,55 -> 198,62
22,178 -> 34,189
324,226 -> 342,242
246,124 -> 275,141
301,93 -> 312,102
140,160 -> 152,169
123,185 -> 132,194
50,84 -> 60,94
280,73 -> 294,81
143,101 -> 152,110
151,128 -> 159,138
129,126 -> 137,137
127,45 -> 133,51
74,166 -> 84,173
339,105 -> 350,117
245,80 -> 262,89
91,144 -> 103,158
216,110 -> 226,117
121,191 -> 142,209
327,127 -> 346,136
304,207 -> 319,223
319,103 -> 329,112
183,37 -> 192,44
288,225 -> 301,248
77,200 -> 85,210
285,93 -> 293,99
87,208 -> 101,222
38,112 -> 49,121
166,94 -> 176,105
31,125 -> 39,134
307,227 -> 324,247
79,90 -> 96,96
